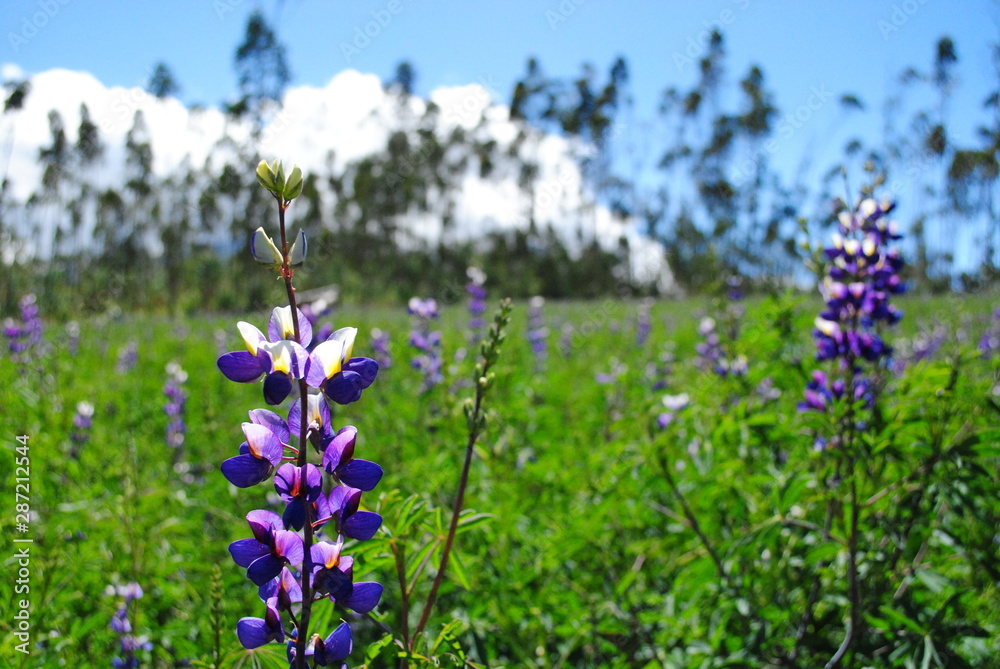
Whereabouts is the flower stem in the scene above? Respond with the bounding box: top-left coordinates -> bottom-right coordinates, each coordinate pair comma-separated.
410,299 -> 511,648
278,200 -> 313,669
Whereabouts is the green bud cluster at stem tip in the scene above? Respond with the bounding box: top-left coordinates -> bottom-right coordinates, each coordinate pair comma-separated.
256,158 -> 304,204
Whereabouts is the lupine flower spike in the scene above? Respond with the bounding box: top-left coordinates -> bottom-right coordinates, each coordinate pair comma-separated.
216,160 -> 383,668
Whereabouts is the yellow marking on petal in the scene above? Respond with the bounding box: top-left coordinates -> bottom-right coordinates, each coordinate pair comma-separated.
814,317 -> 839,337
261,341 -> 295,374
313,340 -> 345,378
330,327 -> 358,362
238,322 -> 264,355
273,306 -> 296,340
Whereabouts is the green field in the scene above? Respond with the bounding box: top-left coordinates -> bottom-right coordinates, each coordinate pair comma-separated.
1,291 -> 999,668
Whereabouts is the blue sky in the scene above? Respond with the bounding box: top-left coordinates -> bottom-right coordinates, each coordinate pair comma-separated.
2,0 -> 998,270
3,0 -> 995,126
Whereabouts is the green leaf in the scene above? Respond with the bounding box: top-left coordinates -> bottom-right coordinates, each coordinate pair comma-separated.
914,568 -> 949,594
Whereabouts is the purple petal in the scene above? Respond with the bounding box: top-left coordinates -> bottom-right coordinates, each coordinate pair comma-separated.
263,372 -> 293,405
230,538 -> 270,568
328,486 -> 362,517
314,566 -> 354,601
249,408 -> 291,445
343,511 -> 382,542
323,622 -> 353,662
221,454 -> 273,488
246,509 -> 283,540
268,307 -> 313,348
342,581 -> 383,613
323,370 -> 364,405
337,459 -> 383,492
236,616 -> 275,649
310,541 -> 342,570
344,357 -> 378,388
242,422 -> 284,466
322,426 -> 358,473
247,554 -> 285,586
273,529 -> 303,566
218,351 -> 266,383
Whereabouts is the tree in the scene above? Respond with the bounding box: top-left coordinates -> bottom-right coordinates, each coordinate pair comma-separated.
233,9 -> 291,127
146,61 -> 181,99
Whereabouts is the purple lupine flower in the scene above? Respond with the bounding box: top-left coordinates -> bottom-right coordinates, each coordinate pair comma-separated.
370,328 -> 392,369
229,509 -> 305,586
258,566 -> 302,613
237,596 -> 285,649
220,422 -> 287,488
408,297 -> 443,392
695,315 -> 746,377
273,463 -> 324,531
5,294 -> 44,369
466,266 -> 488,346
69,401 -> 94,458
321,425 -> 384,492
327,485 -> 383,542
163,362 -> 187,453
647,346 -> 676,391
527,296 -> 548,371
978,308 -> 1000,359
116,341 -> 138,374
108,582 -> 151,668
636,298 -> 653,347
221,160 -> 384,664
66,321 -> 80,356
801,195 -> 904,421
559,322 -> 574,358
217,306 -> 313,405
309,539 -> 384,613
657,393 -> 690,429
307,327 -> 379,406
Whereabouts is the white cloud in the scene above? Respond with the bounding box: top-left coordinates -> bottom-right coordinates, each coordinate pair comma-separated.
1,65 -> 673,290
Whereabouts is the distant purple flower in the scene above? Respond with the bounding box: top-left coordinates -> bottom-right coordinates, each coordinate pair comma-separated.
657,393 -> 690,429
69,401 -> 94,458
163,362 -> 187,453
527,296 -> 548,371
66,321 -> 80,356
5,294 -> 44,369
978,308 -> 1000,359
636,298 -> 653,347
801,195 -> 903,428
116,341 -> 138,374
467,267 -> 488,345
370,328 -> 392,369
408,297 -> 443,392
108,582 -> 151,668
